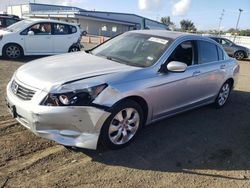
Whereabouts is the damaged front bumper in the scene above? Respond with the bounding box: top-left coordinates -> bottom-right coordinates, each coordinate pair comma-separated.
6,81 -> 111,150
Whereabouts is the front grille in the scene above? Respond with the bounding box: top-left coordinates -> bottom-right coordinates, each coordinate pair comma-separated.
11,80 -> 36,101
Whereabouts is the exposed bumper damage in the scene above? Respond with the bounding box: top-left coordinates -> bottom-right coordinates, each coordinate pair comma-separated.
6,82 -> 111,150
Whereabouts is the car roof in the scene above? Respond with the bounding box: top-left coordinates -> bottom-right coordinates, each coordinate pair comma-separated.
208,36 -> 226,39
0,14 -> 20,19
129,30 -> 196,40
25,18 -> 77,26
129,30 -> 222,47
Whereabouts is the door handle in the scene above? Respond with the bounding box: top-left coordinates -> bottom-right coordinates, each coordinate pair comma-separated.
193,71 -> 201,76
220,64 -> 226,69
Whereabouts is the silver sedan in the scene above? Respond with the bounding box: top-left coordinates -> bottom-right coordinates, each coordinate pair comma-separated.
6,30 -> 240,150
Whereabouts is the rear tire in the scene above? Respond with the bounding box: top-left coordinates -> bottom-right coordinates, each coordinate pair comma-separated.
99,100 -> 144,150
234,51 -> 245,60
3,44 -> 23,59
214,81 -> 232,108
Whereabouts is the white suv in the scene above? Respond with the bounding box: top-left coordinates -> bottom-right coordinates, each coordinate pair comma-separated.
0,19 -> 82,59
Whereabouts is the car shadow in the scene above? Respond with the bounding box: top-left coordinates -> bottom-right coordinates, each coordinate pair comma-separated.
70,90 -> 250,179
0,56 -> 49,63
241,58 -> 250,62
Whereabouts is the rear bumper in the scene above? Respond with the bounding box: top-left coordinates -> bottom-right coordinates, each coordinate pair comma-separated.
6,81 -> 111,149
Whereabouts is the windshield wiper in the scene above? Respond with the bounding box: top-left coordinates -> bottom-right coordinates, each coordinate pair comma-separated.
85,50 -> 92,54
106,56 -> 129,64
107,56 -> 145,67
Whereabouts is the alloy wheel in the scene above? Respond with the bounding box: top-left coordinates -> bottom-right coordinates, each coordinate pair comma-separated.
6,45 -> 21,59
235,51 -> 244,60
218,83 -> 230,106
108,108 -> 140,145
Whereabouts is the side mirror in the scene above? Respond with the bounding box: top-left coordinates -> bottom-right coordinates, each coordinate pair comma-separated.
167,61 -> 187,72
28,31 -> 34,36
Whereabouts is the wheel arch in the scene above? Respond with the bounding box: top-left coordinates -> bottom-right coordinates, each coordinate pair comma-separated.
68,43 -> 81,52
110,95 -> 149,125
226,78 -> 234,87
3,42 -> 24,55
234,50 -> 247,58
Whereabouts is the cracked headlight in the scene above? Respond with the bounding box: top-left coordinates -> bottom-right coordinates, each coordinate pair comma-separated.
41,84 -> 108,106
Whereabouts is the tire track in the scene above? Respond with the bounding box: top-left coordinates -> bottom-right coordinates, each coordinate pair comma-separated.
0,122 -> 25,137
0,130 -> 56,165
8,154 -> 93,188
0,145 -> 64,176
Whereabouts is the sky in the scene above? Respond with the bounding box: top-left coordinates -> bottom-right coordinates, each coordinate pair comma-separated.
0,0 -> 249,31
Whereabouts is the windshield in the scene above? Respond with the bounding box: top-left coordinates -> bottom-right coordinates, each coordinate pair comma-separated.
5,19 -> 33,32
91,32 -> 172,67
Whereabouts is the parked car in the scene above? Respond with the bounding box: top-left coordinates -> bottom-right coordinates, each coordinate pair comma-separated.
0,19 -> 82,59
209,36 -> 249,60
6,30 -> 239,150
77,24 -> 87,36
0,14 -> 20,29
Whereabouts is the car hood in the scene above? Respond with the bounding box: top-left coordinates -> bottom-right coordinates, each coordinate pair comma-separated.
234,44 -> 248,50
15,52 -> 140,91
0,29 -> 11,35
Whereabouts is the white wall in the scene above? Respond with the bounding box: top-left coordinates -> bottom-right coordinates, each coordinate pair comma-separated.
7,5 -> 30,18
79,19 -> 129,37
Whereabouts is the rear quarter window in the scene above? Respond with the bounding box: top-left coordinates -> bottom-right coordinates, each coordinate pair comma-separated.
0,18 -> 4,27
198,40 -> 218,64
70,25 -> 77,34
217,46 -> 225,61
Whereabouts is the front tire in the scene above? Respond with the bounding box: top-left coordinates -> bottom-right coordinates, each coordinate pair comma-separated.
3,44 -> 23,59
99,100 -> 144,149
234,51 -> 245,60
214,81 -> 232,108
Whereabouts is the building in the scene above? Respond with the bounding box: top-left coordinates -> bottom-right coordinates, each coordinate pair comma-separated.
7,3 -> 168,37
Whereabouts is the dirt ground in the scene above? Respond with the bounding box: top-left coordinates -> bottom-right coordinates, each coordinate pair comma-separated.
0,50 -> 250,187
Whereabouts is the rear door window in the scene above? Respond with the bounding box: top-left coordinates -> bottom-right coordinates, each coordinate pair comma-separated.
198,40 -> 218,64
53,23 -> 70,35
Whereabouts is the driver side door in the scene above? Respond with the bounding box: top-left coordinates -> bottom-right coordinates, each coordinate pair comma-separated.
150,40 -> 204,120
22,22 -> 54,54
219,38 -> 234,56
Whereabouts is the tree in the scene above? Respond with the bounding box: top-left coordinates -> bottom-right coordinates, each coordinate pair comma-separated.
239,29 -> 250,36
160,16 -> 174,27
180,19 -> 196,32
226,28 -> 250,36
227,28 -> 238,34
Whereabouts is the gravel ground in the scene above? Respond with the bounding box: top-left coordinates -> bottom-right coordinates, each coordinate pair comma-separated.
0,48 -> 250,187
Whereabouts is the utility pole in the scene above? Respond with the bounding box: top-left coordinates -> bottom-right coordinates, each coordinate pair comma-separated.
218,9 -> 225,36
234,8 -> 243,42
